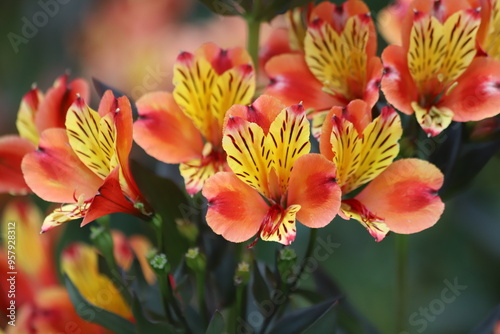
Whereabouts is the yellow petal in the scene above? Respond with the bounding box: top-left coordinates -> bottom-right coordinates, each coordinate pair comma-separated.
266,104 -> 311,194
440,9 -> 481,84
340,199 -> 390,242
173,54 -> 218,143
223,117 -> 272,197
407,13 -> 445,94
16,88 -> 44,146
412,102 -> 454,137
483,1 -> 500,58
330,116 -> 362,189
210,64 -> 255,143
260,204 -> 301,246
344,107 -> 402,193
66,98 -> 117,179
305,14 -> 370,99
61,243 -> 132,319
41,200 -> 90,233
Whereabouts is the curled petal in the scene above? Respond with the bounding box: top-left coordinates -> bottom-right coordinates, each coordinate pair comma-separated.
259,204 -> 301,246
22,129 -> 102,203
264,54 -> 342,111
35,75 -> 90,132
203,172 -> 269,243
340,199 -> 390,242
288,154 -> 341,228
0,136 -> 35,195
134,91 -> 204,164
41,201 -> 90,233
356,158 -> 444,234
445,57 -> 500,122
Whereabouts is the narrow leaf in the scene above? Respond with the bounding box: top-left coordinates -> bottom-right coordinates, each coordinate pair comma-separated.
206,311 -> 225,334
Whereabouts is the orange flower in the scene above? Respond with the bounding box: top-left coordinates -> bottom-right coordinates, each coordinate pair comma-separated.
320,100 -> 444,241
134,43 -> 255,195
264,0 -> 383,136
0,200 -> 103,333
203,95 -> 341,245
477,0 -> 500,59
0,75 -> 89,195
381,1 -> 500,136
22,91 -> 151,232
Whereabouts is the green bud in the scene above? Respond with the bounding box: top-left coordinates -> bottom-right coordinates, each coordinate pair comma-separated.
234,261 -> 251,286
89,225 -> 115,267
278,247 -> 297,284
147,250 -> 171,276
185,247 -> 206,273
176,218 -> 199,243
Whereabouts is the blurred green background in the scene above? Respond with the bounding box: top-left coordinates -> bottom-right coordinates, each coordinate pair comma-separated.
0,0 -> 499,333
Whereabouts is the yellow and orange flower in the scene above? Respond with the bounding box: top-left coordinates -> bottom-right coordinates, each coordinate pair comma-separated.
22,90 -> 151,232
0,74 -> 89,195
0,200 -> 104,333
477,0 -> 500,59
320,100 -> 444,241
381,1 -> 500,136
134,42 -> 255,195
264,0 -> 383,137
203,95 -> 341,245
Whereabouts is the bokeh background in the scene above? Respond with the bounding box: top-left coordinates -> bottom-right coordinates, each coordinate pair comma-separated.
0,0 -> 499,333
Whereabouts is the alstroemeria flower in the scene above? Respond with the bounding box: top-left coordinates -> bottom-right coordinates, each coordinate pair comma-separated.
0,200 -> 103,333
134,42 -> 255,195
0,75 -> 89,195
264,0 -> 383,137
22,90 -> 151,232
320,100 -> 444,241
61,243 -> 133,320
381,2 -> 500,136
203,95 -> 341,246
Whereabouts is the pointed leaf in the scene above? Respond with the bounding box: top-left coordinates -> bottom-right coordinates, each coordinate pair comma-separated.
206,311 -> 225,334
252,261 -> 271,306
268,297 -> 340,334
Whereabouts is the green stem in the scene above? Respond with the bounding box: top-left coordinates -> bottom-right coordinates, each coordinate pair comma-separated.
246,3 -> 261,78
260,229 -> 318,333
166,276 -> 192,332
396,234 -> 409,333
196,271 -> 208,327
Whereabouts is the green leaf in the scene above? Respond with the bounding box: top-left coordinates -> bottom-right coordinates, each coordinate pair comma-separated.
132,294 -> 184,334
64,275 -> 135,334
267,297 -> 340,334
206,311 -> 225,334
469,304 -> 500,334
131,160 -> 191,266
252,261 -> 271,306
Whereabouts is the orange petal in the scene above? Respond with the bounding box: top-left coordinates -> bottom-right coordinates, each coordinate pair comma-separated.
225,95 -> 285,135
35,75 -> 90,132
82,167 -> 145,226
259,28 -> 293,69
128,235 -> 156,284
264,53 -> 343,111
363,57 -> 383,109
134,91 -> 204,164
287,153 -> 341,228
203,172 -> 269,243
0,135 -> 35,195
356,158 -> 444,234
22,129 -> 102,203
381,45 -> 418,115
444,57 -> 500,122
196,42 -> 252,74
340,198 -> 390,242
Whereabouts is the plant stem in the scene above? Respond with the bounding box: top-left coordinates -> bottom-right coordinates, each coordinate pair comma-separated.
396,234 -> 409,333
260,229 -> 318,333
196,271 -> 208,327
246,2 -> 261,78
